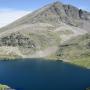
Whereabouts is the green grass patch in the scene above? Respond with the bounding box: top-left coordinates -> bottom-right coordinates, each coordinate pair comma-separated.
70,57 -> 90,69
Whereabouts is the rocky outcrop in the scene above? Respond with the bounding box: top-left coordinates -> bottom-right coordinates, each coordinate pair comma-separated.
0,32 -> 36,48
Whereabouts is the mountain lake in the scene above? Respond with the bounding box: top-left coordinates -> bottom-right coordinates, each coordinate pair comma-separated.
0,59 -> 90,90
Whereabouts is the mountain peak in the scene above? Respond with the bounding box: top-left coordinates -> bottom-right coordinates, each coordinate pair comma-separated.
0,1 -> 90,31
52,1 -> 62,5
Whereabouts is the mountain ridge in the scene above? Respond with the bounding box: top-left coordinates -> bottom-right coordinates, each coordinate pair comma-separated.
0,1 -> 90,32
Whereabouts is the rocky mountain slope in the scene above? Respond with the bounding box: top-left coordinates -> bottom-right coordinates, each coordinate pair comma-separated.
56,33 -> 90,68
56,33 -> 90,59
0,1 -> 90,66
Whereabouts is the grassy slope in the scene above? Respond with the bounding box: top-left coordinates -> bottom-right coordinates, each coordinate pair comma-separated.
70,57 -> 90,69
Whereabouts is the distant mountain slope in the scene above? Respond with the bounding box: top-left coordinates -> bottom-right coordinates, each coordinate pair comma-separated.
0,1 -> 90,68
0,1 -> 90,32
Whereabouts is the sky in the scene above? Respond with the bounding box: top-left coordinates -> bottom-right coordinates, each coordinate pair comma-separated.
0,0 -> 90,27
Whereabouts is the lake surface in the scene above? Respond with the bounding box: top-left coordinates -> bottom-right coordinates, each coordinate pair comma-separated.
0,59 -> 90,90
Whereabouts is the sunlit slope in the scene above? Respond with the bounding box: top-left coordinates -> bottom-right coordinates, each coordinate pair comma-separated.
0,1 -> 89,61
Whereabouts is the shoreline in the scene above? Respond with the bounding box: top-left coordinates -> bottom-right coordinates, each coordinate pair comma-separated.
0,57 -> 89,69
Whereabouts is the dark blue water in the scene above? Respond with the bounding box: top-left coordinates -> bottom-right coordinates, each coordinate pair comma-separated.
0,59 -> 90,90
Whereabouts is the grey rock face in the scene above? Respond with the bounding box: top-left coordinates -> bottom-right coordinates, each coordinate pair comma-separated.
64,5 -> 80,19
0,32 -> 36,48
79,10 -> 90,20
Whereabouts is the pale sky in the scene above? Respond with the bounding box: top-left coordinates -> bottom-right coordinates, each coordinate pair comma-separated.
0,9 -> 30,27
0,0 -> 90,28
